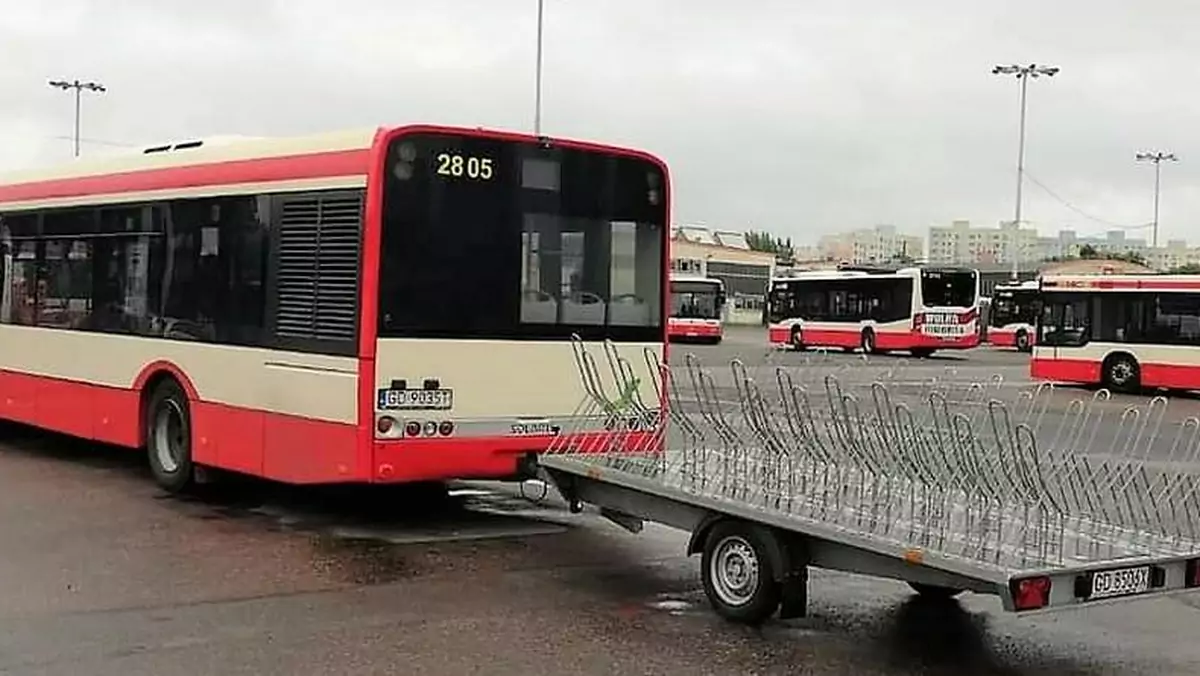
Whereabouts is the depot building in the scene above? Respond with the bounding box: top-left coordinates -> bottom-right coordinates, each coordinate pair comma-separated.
670,226 -> 778,324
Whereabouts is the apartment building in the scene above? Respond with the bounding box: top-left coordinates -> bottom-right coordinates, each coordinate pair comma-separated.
926,220 -> 1040,265
927,220 -> 1200,271
816,224 -> 923,264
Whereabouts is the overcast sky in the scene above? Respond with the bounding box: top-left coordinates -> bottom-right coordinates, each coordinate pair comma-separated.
2,1 -> 1198,245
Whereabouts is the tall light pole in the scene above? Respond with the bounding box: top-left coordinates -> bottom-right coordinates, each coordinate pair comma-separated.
534,0 -> 545,136
48,79 -> 106,157
1135,151 -> 1178,249
992,63 -> 1059,280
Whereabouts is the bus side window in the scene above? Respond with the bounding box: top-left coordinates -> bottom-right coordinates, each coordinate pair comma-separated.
0,215 -> 39,327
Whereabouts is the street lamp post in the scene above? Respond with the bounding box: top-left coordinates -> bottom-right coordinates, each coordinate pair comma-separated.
48,78 -> 106,157
992,63 -> 1059,280
534,0 -> 545,136
1135,151 -> 1178,249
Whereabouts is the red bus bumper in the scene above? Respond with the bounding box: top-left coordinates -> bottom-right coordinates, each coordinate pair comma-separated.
668,320 -> 722,341
907,331 -> 980,350
370,428 -> 663,483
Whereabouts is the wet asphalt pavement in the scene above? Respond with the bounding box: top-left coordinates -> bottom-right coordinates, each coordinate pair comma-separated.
2,327 -> 1200,675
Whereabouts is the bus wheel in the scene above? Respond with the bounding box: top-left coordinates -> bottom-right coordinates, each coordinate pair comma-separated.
145,379 -> 195,494
1015,330 -> 1031,352
860,328 -> 877,354
1102,353 -> 1140,394
789,326 -> 805,351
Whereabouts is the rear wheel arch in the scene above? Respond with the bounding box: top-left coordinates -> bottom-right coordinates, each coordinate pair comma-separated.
1101,351 -> 1141,392
133,362 -> 199,448
687,515 -> 798,583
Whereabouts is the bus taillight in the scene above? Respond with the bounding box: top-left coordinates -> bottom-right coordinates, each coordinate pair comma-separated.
377,416 -> 397,434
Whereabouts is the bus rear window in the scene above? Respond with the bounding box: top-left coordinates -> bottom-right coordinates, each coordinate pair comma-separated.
921,270 -> 977,308
378,133 -> 666,342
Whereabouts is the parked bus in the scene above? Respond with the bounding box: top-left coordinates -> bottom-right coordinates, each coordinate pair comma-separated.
0,124 -> 670,492
668,275 -> 724,344
1032,274 -> 1200,393
765,266 -> 980,357
988,280 -> 1039,351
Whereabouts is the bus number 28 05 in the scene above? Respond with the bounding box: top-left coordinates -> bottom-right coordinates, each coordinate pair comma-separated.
436,153 -> 493,180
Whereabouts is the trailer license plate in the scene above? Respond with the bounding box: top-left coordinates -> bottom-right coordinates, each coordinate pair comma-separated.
377,388 -> 453,411
1090,566 -> 1151,600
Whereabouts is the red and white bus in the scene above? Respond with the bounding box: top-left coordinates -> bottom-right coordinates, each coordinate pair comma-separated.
0,124 -> 670,492
987,280 -> 1039,351
668,275 -> 724,344
765,266 -> 981,357
1031,274 -> 1200,393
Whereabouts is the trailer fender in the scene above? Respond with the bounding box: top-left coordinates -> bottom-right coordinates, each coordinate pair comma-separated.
687,515 -> 805,582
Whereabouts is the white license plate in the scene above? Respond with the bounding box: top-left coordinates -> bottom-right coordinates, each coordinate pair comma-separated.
377,388 -> 453,411
1090,566 -> 1151,600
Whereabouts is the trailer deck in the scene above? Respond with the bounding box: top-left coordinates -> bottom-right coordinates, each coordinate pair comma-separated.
538,339 -> 1200,625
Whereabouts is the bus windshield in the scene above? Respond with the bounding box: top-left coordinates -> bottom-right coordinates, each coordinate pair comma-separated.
671,281 -> 721,320
920,269 -> 977,308
991,290 -> 1036,327
378,133 -> 667,342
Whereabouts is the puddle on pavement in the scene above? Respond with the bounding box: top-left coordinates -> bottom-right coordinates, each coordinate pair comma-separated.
647,598 -> 693,615
172,480 -> 569,557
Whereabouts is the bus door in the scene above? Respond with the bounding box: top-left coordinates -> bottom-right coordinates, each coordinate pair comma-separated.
1038,292 -> 1091,360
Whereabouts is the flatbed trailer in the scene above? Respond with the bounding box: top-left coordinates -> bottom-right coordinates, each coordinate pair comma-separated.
538,340 -> 1200,625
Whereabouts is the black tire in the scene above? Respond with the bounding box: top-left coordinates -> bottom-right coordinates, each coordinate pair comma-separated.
1015,330 -> 1031,352
907,581 -> 964,599
145,379 -> 195,493
861,328 -> 877,354
1102,353 -> 1140,394
911,347 -> 935,359
789,326 -> 805,352
700,521 -> 782,626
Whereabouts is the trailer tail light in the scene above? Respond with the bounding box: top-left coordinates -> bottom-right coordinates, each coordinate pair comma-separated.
1010,576 -> 1052,611
1186,560 -> 1200,588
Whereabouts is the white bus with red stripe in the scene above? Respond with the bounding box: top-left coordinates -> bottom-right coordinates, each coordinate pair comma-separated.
987,280 -> 1038,351
667,275 -> 724,344
1032,274 -> 1200,393
765,266 -> 980,357
0,124 -> 669,493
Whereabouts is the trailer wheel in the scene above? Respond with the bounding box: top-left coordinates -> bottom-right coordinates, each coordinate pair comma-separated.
907,582 -> 963,599
145,379 -> 195,494
701,521 -> 782,625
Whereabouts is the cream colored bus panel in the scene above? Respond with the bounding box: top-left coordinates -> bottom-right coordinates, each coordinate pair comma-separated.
374,339 -> 663,419
0,326 -> 358,424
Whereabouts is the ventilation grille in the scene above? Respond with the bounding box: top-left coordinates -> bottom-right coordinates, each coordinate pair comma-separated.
276,191 -> 363,342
